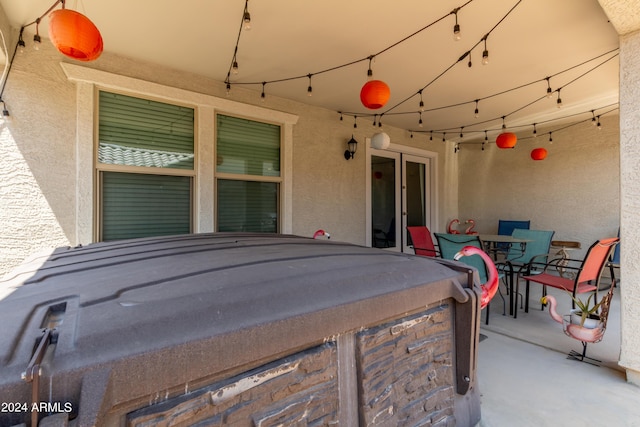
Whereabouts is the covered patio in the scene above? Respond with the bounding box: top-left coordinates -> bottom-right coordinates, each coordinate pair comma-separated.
0,0 -> 639,413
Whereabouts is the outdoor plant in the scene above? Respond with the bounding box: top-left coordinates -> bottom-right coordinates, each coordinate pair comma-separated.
567,291 -> 603,327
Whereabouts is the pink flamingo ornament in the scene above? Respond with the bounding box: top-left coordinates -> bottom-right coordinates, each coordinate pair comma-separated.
541,295 -> 605,343
313,229 -> 331,239
447,219 -> 461,234
454,246 -> 499,309
464,219 -> 478,235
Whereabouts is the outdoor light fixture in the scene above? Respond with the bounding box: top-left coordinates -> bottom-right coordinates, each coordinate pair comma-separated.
344,135 -> 358,160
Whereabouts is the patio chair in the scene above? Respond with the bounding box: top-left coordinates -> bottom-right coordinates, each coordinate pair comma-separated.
607,228 -> 620,285
497,229 -> 555,318
494,219 -> 530,258
435,233 -> 507,325
407,225 -> 438,257
521,237 -> 619,314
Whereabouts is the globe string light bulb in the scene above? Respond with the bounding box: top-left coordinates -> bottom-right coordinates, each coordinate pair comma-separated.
597,116 -> 602,130
419,90 -> 425,111
366,56 -> 374,81
232,60 -> 239,75
260,82 -> 266,102
591,110 -> 597,126
353,116 -> 358,129
33,20 -> 41,51
418,112 -> 423,128
307,74 -> 313,97
226,82 -> 231,96
474,100 -> 479,118
533,123 -> 537,137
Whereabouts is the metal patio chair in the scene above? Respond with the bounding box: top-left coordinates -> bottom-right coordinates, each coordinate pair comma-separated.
407,226 -> 438,257
521,237 -> 619,314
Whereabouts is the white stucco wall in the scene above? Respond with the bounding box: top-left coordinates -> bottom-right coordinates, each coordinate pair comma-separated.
618,29 -> 640,385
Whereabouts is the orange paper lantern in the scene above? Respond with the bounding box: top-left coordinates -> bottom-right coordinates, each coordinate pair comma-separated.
531,147 -> 548,160
360,80 -> 390,109
48,9 -> 103,61
496,132 -> 517,149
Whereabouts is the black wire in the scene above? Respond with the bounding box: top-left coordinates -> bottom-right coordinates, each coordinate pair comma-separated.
0,27 -> 24,102
227,0 -> 476,87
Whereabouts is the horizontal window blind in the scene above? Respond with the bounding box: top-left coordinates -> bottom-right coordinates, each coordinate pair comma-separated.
216,114 -> 280,176
101,172 -> 191,241
217,180 -> 278,233
99,92 -> 194,170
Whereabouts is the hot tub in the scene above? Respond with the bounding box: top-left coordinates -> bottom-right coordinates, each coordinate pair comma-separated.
0,233 -> 482,426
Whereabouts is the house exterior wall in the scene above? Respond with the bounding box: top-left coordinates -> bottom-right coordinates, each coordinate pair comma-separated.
0,32 -> 455,279
618,28 -> 640,385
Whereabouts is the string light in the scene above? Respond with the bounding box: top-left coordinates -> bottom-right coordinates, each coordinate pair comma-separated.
460,127 -> 464,138
452,8 -> 461,41
226,82 -> 231,96
353,116 -> 358,129
243,0 -> 251,30
474,99 -> 479,118
418,112 -> 423,127
339,112 -> 343,121
591,110 -> 597,126
307,74 -> 313,97
410,131 -> 414,138
373,114 -> 377,126
430,131 -> 433,141
549,132 -> 553,143
18,28 -> 25,53
597,115 -> 602,130
482,35 -> 489,65
443,132 -> 446,142
533,123 -> 537,137
419,90 -> 425,111
260,82 -> 266,101
556,88 -> 562,108
366,56 -> 374,80
546,77 -> 553,98
232,59 -> 239,74
33,18 -> 41,50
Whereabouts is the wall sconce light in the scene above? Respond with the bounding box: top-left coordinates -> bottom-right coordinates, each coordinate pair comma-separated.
344,135 -> 358,160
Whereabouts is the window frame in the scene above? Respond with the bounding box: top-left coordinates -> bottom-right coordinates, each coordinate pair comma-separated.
61,63 -> 297,244
214,113 -> 284,233
95,90 -> 197,241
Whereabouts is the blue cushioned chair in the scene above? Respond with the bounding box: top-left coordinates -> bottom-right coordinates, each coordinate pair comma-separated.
495,219 -> 531,257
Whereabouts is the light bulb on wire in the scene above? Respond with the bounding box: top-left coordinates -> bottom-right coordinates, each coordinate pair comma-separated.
307,74 -> 313,97
453,9 -> 461,41
481,36 -> 489,65
556,88 -> 562,108
546,77 -> 553,98
243,0 -> 251,30
33,20 -> 41,51
474,100 -> 479,118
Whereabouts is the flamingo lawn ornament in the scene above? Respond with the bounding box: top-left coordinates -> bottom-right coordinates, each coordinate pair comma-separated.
454,246 -> 499,309
541,294 -> 607,363
447,219 -> 461,234
464,219 -> 478,235
313,229 -> 331,239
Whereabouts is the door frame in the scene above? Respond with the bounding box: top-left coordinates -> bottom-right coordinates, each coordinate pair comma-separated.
366,138 -> 439,252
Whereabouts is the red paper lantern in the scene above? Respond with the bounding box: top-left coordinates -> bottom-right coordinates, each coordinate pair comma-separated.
48,9 -> 103,62
496,132 -> 517,149
531,147 -> 548,160
360,80 -> 390,110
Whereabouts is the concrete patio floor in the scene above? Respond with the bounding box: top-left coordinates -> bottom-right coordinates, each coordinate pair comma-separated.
476,283 -> 640,426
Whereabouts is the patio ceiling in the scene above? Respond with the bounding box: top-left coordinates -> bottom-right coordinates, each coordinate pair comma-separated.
0,0 -> 620,144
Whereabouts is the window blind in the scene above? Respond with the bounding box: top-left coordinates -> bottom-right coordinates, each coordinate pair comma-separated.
217,180 -> 278,233
216,114 -> 280,176
101,172 -> 191,241
98,92 -> 194,170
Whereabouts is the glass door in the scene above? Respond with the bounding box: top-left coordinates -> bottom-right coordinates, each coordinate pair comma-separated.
402,154 -> 431,253
371,152 -> 401,249
369,150 -> 432,253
